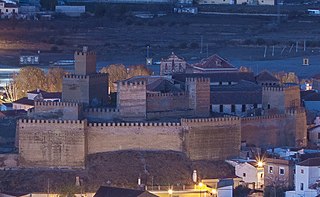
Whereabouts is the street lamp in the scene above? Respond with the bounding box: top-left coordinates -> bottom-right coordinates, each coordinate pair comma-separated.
168,188 -> 173,197
212,188 -> 217,197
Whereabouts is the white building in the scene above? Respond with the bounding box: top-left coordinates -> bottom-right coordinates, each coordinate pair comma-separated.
227,159 -> 264,190
286,157 -> 320,197
0,1 -> 18,15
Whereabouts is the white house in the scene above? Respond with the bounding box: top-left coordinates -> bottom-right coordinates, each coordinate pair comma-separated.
0,1 -> 18,15
227,159 -> 264,190
285,157 -> 320,197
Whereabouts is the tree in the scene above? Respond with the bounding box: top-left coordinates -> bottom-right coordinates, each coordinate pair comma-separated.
127,65 -> 152,78
40,0 -> 57,11
274,72 -> 299,84
233,185 -> 251,197
13,66 -> 47,99
100,64 -> 127,93
46,67 -> 66,92
1,81 -> 18,102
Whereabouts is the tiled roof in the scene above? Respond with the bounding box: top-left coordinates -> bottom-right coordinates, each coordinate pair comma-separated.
301,90 -> 320,101
191,54 -> 235,69
298,157 -> 320,166
13,97 -> 34,106
162,52 -> 185,61
147,78 -> 183,93
94,186 -> 157,197
42,92 -> 62,99
255,70 -> 279,82
27,89 -> 47,94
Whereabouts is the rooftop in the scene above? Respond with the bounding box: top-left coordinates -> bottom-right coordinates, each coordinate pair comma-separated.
298,157 -> 320,167
13,97 -> 34,106
191,54 -> 235,69
255,70 -> 279,82
94,186 -> 157,197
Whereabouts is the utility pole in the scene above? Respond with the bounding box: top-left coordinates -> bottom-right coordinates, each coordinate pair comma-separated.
296,41 -> 298,53
200,36 -> 203,54
206,44 -> 209,57
264,46 -> 267,58
304,40 -> 306,52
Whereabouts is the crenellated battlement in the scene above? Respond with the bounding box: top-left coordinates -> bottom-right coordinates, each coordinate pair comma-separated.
241,114 -> 287,121
64,74 -> 88,79
75,51 -> 96,56
181,116 -> 240,123
88,121 -> 181,127
185,77 -> 210,83
262,86 -> 284,92
84,108 -> 119,113
19,119 -> 85,124
34,101 -> 80,107
285,108 -> 306,115
88,73 -> 108,79
119,80 -> 146,87
147,92 -> 186,97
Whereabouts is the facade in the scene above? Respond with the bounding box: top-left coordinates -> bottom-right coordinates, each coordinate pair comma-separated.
0,1 -> 18,15
232,161 -> 264,189
308,125 -> 320,147
160,52 -> 187,75
55,6 -> 85,17
264,158 -> 295,188
286,157 -> 320,197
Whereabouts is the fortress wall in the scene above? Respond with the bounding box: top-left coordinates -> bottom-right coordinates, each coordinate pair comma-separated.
88,74 -> 108,106
284,86 -> 301,109
182,117 -> 241,160
241,110 -> 307,148
34,101 -> 82,120
62,75 -> 90,104
147,109 -> 194,120
87,122 -> 182,154
18,119 -> 86,168
83,108 -> 120,121
146,93 -> 189,112
262,87 -> 285,112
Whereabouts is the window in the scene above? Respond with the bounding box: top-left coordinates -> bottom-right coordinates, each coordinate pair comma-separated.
301,169 -> 304,174
12,9 -> 15,13
267,104 -> 271,109
242,104 -> 246,112
228,82 -> 232,85
253,104 -> 258,109
243,173 -> 246,177
268,166 -> 273,174
261,173 -> 263,178
279,167 -> 285,175
219,82 -> 222,85
231,105 -> 235,113
6,9 -> 8,12
300,183 -> 304,191
318,133 -> 320,139
219,105 -> 223,113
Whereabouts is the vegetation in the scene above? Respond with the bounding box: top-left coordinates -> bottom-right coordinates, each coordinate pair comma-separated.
233,185 -> 251,197
40,0 -> 58,11
1,67 -> 66,102
100,64 -> 151,92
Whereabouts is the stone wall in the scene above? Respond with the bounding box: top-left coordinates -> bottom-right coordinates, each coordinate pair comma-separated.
88,73 -> 108,106
62,75 -> 90,104
241,109 -> 307,148
83,108 -> 120,122
74,50 -> 96,75
117,80 -> 146,120
182,117 -> 241,160
186,78 -> 210,117
33,101 -> 82,120
146,92 -> 189,112
18,119 -> 86,168
87,122 -> 182,155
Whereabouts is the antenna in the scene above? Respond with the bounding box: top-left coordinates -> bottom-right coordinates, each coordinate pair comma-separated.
200,36 -> 203,54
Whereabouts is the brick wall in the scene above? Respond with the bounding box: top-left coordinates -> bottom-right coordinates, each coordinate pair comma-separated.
87,122 -> 182,154
182,117 -> 241,160
33,101 -> 82,120
146,92 -> 189,112
18,119 -> 86,168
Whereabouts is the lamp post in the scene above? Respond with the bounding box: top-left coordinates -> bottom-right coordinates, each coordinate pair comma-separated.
168,188 -> 173,197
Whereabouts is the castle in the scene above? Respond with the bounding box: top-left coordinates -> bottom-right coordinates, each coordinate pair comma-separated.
17,48 -> 307,168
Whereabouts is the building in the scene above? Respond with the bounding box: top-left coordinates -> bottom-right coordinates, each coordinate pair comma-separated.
301,90 -> 320,112
55,6 -> 85,17
264,158 -> 295,189
227,159 -> 264,190
308,123 -> 320,147
0,1 -> 18,16
255,70 -> 280,87
12,89 -> 61,111
16,48 -> 307,169
94,186 -> 158,197
285,157 -> 320,197
160,52 -> 187,75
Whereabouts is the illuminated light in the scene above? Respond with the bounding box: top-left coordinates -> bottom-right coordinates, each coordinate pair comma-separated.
198,182 -> 203,187
212,188 -> 217,195
168,189 -> 173,195
257,161 -> 264,168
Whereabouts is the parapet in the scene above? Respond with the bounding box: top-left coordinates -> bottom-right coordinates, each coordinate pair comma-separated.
262,86 -> 284,92
118,80 -> 146,87
147,92 -> 186,97
75,51 -> 96,56
241,114 -> 287,121
19,119 -> 85,124
185,77 -> 210,83
88,121 -> 181,127
64,74 -> 88,79
34,101 -> 80,107
181,117 -> 240,123
84,108 -> 119,113
285,108 -> 306,115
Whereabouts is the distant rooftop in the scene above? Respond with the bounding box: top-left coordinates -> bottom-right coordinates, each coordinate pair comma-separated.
298,157 -> 320,167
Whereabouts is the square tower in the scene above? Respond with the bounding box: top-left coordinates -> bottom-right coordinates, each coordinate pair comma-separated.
74,46 -> 96,75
